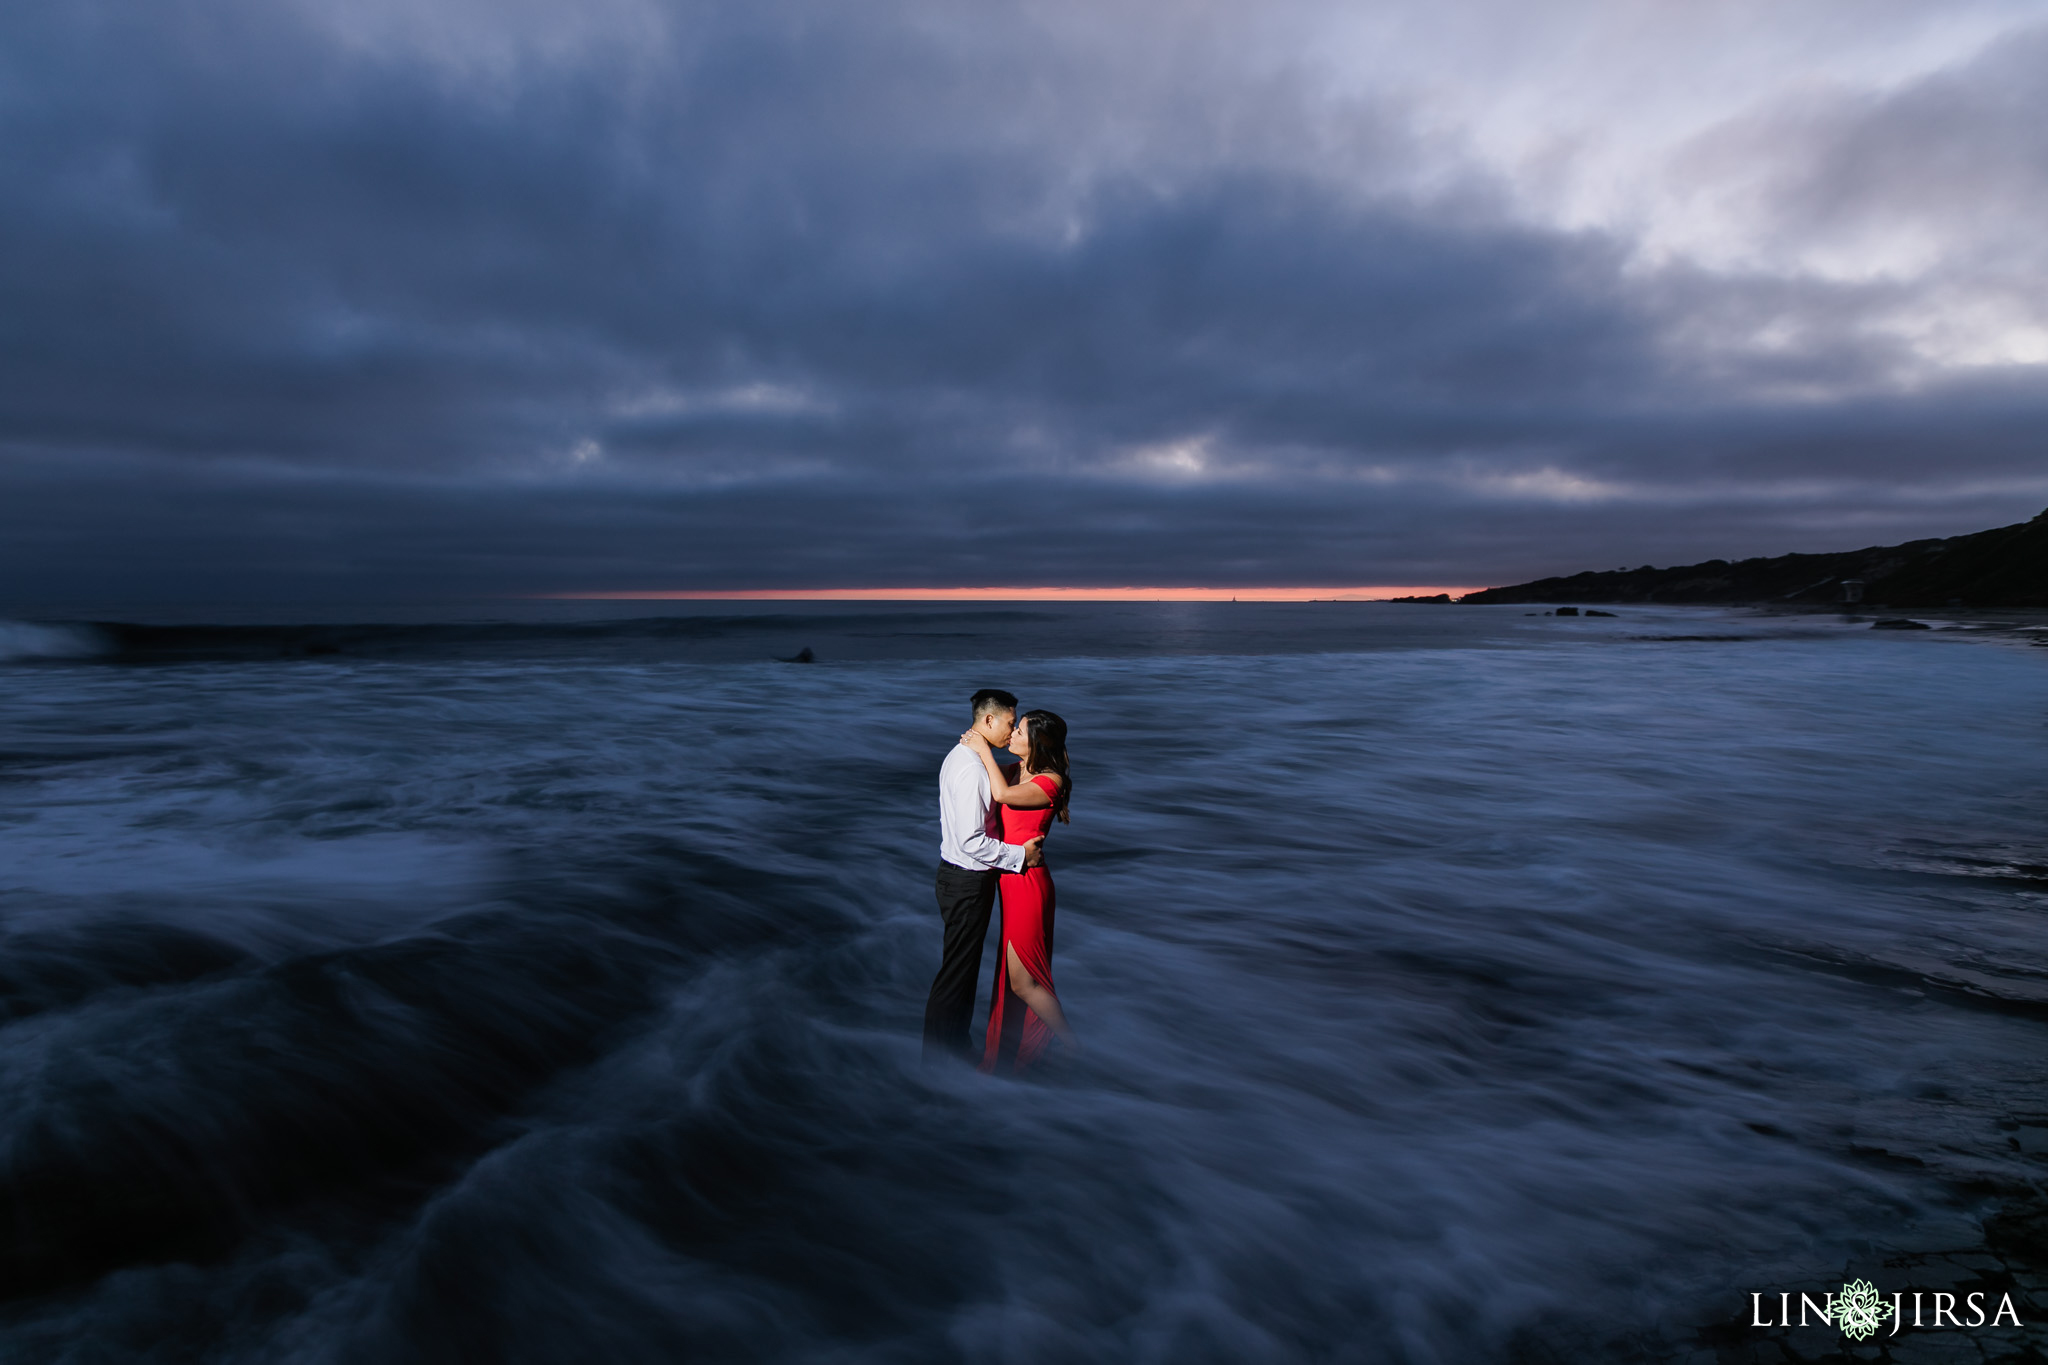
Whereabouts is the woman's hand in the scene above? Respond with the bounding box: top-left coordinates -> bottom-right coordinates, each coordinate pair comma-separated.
960,729 -> 991,754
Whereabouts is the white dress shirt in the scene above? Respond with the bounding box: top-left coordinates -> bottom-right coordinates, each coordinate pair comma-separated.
939,744 -> 1027,873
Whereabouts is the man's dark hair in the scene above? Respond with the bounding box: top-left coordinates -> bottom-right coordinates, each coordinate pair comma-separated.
971,689 -> 1018,721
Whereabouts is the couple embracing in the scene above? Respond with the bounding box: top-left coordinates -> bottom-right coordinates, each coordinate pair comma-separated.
922,689 -> 1078,1074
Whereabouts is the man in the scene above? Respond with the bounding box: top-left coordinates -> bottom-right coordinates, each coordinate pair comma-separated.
923,688 -> 1045,1062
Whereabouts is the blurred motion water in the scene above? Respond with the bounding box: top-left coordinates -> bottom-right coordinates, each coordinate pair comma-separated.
1,603 -> 2044,1362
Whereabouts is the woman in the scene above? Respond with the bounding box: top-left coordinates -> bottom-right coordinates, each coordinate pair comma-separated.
960,708 -> 1076,1073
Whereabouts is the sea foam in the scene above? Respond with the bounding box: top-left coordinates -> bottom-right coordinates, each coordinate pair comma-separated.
0,619 -> 105,661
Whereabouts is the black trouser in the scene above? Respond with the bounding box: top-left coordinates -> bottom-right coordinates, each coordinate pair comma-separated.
924,862 -> 1001,1062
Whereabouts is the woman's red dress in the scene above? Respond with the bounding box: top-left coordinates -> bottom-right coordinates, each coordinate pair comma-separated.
982,774 -> 1060,1075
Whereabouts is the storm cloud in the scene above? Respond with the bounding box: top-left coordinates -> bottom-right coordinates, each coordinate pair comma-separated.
3,0 -> 2046,598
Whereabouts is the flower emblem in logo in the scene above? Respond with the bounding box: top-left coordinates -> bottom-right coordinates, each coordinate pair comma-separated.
1834,1279 -> 1893,1340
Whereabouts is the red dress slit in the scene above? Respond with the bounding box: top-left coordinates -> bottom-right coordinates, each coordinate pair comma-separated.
981,774 -> 1060,1075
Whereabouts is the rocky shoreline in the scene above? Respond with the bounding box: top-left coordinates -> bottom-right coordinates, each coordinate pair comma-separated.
1459,509 -> 2048,610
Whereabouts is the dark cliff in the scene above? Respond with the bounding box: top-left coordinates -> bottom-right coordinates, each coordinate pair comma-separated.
1459,508 -> 2048,608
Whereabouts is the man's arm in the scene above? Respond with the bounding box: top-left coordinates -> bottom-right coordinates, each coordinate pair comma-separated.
960,732 -> 1055,808
943,754 -> 1028,873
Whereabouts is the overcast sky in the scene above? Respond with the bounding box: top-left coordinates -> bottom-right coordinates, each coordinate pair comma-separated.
4,0 -> 2047,600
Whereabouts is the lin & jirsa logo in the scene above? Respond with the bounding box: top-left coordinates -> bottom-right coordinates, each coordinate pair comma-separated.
1751,1277 -> 2024,1340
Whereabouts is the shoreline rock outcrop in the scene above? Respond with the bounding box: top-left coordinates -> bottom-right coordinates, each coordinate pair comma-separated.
1459,508 -> 2048,609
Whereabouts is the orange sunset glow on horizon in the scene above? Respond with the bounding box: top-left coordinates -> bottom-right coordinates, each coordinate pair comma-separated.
537,586 -> 1486,602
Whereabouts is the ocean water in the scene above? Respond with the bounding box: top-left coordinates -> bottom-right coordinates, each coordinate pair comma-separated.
1,603 -> 2045,1363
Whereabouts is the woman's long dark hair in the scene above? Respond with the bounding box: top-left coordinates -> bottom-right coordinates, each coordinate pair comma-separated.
1017,709 -> 1072,823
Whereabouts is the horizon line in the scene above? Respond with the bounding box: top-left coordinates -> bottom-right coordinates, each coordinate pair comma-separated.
535,585 -> 1487,602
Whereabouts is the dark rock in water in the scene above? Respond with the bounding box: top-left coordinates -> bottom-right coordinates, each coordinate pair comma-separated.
779,647 -> 815,663
1871,618 -> 1932,630
1555,607 -> 1580,616
1584,610 -> 1616,617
